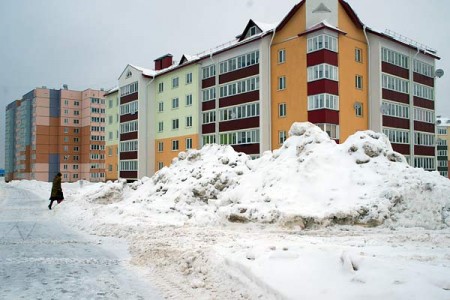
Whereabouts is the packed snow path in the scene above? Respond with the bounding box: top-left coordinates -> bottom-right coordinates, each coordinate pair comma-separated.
0,184 -> 162,299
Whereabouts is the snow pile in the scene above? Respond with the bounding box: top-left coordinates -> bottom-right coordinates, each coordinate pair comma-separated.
66,122 -> 450,229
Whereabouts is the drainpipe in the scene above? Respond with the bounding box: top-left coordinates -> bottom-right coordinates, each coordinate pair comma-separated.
145,76 -> 155,176
208,51 -> 219,146
409,49 -> 420,167
268,28 -> 276,152
363,25 -> 371,132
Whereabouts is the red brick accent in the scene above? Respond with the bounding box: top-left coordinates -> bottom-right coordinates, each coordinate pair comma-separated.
307,80 -> 339,96
308,109 -> 339,124
382,89 -> 409,104
219,90 -> 259,108
382,62 -> 409,79
382,116 -> 410,129
307,50 -> 338,67
219,65 -> 259,84
219,117 -> 259,132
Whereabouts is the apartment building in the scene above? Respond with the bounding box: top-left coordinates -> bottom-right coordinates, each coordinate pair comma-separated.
271,0 -> 369,148
117,64 -> 155,181
198,20 -> 273,158
436,117 -> 449,178
154,55 -> 200,170
112,0 -> 441,182
5,87 -> 106,182
105,87 -> 119,181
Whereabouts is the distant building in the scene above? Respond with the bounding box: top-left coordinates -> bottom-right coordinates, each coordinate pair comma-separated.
5,87 -> 106,182
436,117 -> 449,178
105,87 -> 119,181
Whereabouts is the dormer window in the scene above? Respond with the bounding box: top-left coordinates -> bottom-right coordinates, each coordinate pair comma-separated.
126,70 -> 132,78
249,26 -> 257,36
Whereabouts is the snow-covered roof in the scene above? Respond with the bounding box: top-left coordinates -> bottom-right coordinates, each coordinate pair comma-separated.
299,20 -> 347,36
253,20 -> 277,33
129,64 -> 157,77
104,86 -> 119,96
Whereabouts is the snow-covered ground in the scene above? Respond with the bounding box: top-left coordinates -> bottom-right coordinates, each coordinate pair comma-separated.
3,123 -> 450,299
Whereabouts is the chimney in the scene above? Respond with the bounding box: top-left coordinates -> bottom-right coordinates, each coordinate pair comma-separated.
154,54 -> 173,71
63,84 -> 68,90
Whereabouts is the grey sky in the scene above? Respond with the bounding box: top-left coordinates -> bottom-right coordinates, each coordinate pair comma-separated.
1,0 -> 449,168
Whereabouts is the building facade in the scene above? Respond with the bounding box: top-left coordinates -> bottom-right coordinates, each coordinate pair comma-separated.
105,87 -> 119,181
437,117 -> 449,178
4,87 -> 106,182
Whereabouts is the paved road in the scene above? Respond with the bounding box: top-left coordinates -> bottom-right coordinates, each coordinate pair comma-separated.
0,183 -> 162,300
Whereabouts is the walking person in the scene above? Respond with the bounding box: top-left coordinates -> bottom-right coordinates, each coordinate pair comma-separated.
48,172 -> 64,210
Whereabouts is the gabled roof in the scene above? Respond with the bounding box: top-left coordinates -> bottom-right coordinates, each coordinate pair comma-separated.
104,86 -> 119,96
238,19 -> 276,42
298,20 -> 347,37
179,54 -> 200,65
118,64 -> 156,80
276,0 -> 364,32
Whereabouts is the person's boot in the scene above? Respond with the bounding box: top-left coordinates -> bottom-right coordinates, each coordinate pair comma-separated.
48,203 -> 52,210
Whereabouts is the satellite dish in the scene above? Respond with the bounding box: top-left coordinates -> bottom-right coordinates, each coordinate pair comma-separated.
435,69 -> 444,78
380,103 -> 389,114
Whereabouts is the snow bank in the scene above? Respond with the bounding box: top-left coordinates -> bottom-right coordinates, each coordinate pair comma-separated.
19,122 -> 450,230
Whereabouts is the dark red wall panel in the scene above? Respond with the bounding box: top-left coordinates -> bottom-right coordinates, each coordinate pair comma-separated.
219,117 -> 259,132
232,143 -> 259,155
202,123 -> 215,134
120,113 -> 138,123
382,62 -> 409,79
414,121 -> 435,133
414,146 -> 435,156
413,97 -> 434,110
308,109 -> 339,125
392,143 -> 410,155
219,90 -> 259,108
307,79 -> 339,96
219,65 -> 259,84
307,50 -> 338,67
383,116 -> 410,129
120,151 -> 138,160
202,77 -> 215,89
120,132 -> 138,141
202,100 -> 215,111
120,171 -> 138,179
413,73 -> 434,87
382,89 -> 409,104
120,92 -> 138,104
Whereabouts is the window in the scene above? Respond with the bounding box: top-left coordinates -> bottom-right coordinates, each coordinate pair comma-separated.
63,146 -> 68,151
249,26 -> 257,36
158,162 -> 164,170
120,82 -> 138,96
382,74 -> 409,94
108,116 -> 113,124
413,60 -> 434,77
414,132 -> 435,146
354,102 -> 363,117
108,132 -> 113,140
158,101 -> 164,112
120,101 -> 138,115
355,48 -> 362,63
355,75 -> 363,89
64,119 -> 68,124
120,140 -> 138,152
186,73 -> 193,84
219,51 -> 260,74
307,34 -> 338,53
63,136 -> 69,142
279,131 -> 287,145
172,77 -> 179,88
73,165 -> 79,170
73,155 -> 79,161
120,120 -> 138,134
381,48 -> 409,69
438,149 -> 448,157
220,102 -> 260,121
219,76 -> 259,98
74,128 -> 79,134
172,98 -> 179,109
414,156 -> 435,171
108,147 -> 113,156
382,101 -> 409,119
278,49 -> 286,63
108,164 -> 113,172
317,123 -> 339,139
109,100 -> 113,108
64,128 -> 69,134
64,109 -> 68,115
202,134 -> 216,145
186,138 -> 193,149
219,129 -> 260,145
278,76 -> 286,90
414,107 -> 434,123
74,138 -> 79,143
172,119 -> 179,130
438,128 -> 448,135
158,142 -> 164,152
158,82 -> 164,93
74,110 -> 79,116
279,103 -> 286,117
307,64 -> 339,82
120,160 -> 138,171
186,116 -> 193,128
63,164 -> 68,170
202,64 -> 216,79
172,140 -> 179,151
413,83 -> 434,101
158,121 -> 164,132
64,100 -> 69,106
437,139 -> 447,146
202,87 -> 216,102
186,94 -> 193,106
308,94 -> 339,111
74,101 -> 80,106
202,110 -> 216,124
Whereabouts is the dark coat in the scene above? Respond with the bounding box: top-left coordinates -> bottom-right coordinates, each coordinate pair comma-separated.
50,174 -> 64,201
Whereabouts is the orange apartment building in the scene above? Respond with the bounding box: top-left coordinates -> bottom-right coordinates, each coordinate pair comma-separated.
5,86 -> 106,182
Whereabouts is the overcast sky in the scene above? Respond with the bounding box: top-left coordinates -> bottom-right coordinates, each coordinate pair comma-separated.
1,0 -> 449,168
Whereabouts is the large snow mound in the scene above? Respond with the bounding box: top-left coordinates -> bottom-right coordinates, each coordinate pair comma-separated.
74,122 -> 450,229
